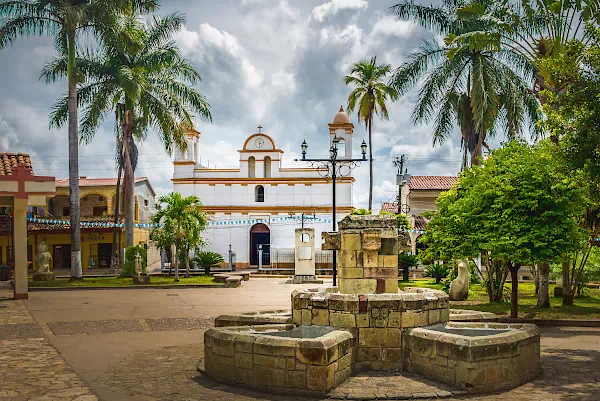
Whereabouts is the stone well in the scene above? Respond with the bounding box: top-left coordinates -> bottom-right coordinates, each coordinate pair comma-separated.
200,214 -> 541,396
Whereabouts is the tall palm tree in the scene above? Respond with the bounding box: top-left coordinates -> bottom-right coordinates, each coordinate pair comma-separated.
447,0 -> 600,103
344,56 -> 399,210
391,0 -> 541,167
0,0 -> 156,280
392,39 -> 540,167
42,11 -> 211,248
151,192 -> 206,282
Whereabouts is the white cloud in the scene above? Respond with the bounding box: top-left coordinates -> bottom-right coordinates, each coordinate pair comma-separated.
371,16 -> 416,38
312,0 -> 368,22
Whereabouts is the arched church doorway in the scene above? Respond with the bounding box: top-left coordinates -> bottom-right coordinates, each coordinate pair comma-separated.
250,223 -> 270,266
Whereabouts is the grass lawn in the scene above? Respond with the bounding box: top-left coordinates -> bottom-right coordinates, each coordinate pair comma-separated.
399,280 -> 600,320
29,275 -> 219,288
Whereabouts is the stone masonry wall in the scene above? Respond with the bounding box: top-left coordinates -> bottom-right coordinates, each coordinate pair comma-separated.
291,288 -> 450,371
402,323 -> 541,393
203,324 -> 356,396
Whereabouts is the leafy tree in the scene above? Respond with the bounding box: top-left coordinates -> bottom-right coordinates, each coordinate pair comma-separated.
420,140 -> 589,316
0,0 -> 156,280
390,0 -> 541,168
195,251 -> 224,275
43,11 -> 211,248
542,28 -> 600,305
424,264 -> 451,284
151,193 -> 206,282
149,220 -> 176,274
345,56 -> 399,210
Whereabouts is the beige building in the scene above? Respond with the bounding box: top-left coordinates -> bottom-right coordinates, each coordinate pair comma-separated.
382,175 -> 457,254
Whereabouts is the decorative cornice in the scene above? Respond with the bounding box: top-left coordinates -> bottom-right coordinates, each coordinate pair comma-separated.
172,177 -> 355,184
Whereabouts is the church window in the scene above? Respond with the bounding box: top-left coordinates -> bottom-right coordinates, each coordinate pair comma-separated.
264,156 -> 271,178
255,185 -> 264,202
248,156 -> 256,178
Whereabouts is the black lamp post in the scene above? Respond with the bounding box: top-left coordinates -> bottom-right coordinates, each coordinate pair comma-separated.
296,137 -> 367,286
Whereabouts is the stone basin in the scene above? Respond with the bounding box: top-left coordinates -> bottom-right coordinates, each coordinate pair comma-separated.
402,322 -> 541,393
257,325 -> 336,338
214,309 -> 292,327
201,324 -> 356,396
449,309 -> 498,322
425,322 -> 511,337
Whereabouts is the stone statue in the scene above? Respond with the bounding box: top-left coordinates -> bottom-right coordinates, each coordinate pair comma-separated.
132,252 -> 150,285
449,260 -> 469,301
135,253 -> 142,276
33,241 -> 55,281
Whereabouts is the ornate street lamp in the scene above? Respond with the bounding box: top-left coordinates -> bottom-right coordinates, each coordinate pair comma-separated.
296,137 -> 368,286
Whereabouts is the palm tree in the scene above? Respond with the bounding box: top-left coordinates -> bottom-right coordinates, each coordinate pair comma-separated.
0,0 -> 156,280
392,39 -> 540,167
344,56 -> 399,210
447,0 -> 600,103
42,11 -> 211,249
151,192 -> 206,282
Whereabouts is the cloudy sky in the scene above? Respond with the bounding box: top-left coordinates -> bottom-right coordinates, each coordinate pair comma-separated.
0,0 -> 465,209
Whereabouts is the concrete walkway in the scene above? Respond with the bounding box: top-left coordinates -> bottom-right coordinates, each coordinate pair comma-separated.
2,279 -> 600,400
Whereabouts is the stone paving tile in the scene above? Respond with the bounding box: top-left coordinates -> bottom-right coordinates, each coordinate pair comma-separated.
0,322 -> 45,340
146,317 -> 214,331
93,327 -> 600,401
0,338 -> 98,401
329,371 -> 458,400
48,319 -> 143,336
0,299 -> 35,324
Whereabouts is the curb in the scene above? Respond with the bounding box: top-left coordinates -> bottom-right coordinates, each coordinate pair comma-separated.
28,283 -> 227,291
497,317 -> 600,327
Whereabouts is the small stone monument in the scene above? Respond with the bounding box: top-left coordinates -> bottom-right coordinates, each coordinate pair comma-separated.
554,277 -> 563,297
33,241 -> 55,281
287,228 -> 323,284
132,253 -> 150,285
449,260 -> 469,300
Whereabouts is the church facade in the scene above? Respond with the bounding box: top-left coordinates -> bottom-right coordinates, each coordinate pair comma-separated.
172,107 -> 357,268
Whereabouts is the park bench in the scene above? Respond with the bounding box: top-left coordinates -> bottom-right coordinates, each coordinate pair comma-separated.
225,276 -> 243,288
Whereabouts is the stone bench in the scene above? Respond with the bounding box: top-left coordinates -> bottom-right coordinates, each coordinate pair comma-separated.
213,271 -> 251,283
225,276 -> 243,288
234,271 -> 251,281
213,274 -> 231,283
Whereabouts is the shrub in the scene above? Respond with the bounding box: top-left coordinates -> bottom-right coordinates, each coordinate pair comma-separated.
195,251 -> 225,275
398,253 -> 418,281
424,264 -> 450,284
122,246 -> 147,277
351,208 -> 372,215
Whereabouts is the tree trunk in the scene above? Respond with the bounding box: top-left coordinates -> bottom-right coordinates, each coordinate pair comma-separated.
185,247 -> 190,278
368,117 -> 373,211
562,258 -> 574,306
533,264 -> 539,295
537,261 -> 551,308
67,32 -> 82,281
510,262 -> 520,318
173,244 -> 179,282
121,111 -> 135,248
110,163 -> 122,272
470,134 -> 485,166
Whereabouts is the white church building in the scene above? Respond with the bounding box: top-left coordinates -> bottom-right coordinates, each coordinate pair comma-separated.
172,107 -> 357,268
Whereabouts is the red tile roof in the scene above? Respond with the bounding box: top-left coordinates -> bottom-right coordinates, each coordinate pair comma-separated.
408,175 -> 457,190
412,215 -> 429,231
381,202 -> 400,213
56,177 -> 148,187
0,153 -> 33,176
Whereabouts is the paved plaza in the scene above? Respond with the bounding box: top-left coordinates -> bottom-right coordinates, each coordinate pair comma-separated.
1,279 -> 599,400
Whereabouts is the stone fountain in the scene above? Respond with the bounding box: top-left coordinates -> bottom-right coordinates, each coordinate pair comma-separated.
200,215 -> 540,397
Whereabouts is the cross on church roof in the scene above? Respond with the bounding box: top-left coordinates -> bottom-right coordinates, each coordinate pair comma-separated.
257,125 -> 263,133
